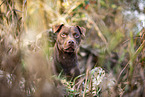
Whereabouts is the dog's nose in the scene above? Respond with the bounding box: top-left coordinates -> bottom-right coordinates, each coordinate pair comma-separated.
68,40 -> 74,45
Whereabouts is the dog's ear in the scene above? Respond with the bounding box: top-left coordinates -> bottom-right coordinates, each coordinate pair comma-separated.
76,26 -> 86,38
53,24 -> 64,33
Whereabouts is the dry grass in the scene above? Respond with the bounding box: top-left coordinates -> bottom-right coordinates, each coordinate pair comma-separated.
0,0 -> 144,97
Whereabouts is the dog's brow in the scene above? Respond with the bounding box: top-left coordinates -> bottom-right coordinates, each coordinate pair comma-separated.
70,27 -> 78,32
61,28 -> 69,33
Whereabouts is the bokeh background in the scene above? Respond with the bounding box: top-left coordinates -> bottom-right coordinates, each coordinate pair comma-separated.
0,0 -> 144,97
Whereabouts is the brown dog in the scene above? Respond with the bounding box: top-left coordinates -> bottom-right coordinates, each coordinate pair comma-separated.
52,24 -> 85,80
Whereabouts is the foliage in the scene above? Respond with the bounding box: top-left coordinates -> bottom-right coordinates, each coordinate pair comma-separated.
0,0 -> 144,97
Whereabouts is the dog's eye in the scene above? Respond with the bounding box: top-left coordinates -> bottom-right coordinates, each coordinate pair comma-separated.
61,33 -> 67,37
74,33 -> 80,38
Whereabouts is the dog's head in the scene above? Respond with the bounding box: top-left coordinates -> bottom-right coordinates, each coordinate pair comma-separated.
53,24 -> 86,53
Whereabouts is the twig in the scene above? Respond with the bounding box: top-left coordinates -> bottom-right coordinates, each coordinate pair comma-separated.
88,17 -> 108,46
83,69 -> 89,97
0,0 -> 5,6
122,36 -> 142,44
117,40 -> 145,82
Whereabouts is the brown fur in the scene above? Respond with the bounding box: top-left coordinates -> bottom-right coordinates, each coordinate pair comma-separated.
52,24 -> 85,80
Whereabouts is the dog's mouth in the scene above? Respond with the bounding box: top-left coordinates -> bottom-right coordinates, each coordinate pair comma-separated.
64,46 -> 75,52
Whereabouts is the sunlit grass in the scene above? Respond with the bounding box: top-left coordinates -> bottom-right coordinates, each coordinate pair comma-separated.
0,0 -> 144,97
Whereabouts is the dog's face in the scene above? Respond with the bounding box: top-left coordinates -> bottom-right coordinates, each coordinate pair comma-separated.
53,24 -> 86,53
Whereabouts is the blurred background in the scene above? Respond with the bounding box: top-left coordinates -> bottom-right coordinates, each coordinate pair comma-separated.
0,0 -> 144,97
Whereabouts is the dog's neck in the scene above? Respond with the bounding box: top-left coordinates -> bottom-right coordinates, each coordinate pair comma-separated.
54,44 -> 78,69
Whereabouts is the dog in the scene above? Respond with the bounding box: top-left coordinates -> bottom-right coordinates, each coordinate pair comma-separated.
52,24 -> 86,80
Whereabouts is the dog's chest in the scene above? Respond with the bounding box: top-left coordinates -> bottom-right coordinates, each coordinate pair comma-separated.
58,53 -> 77,68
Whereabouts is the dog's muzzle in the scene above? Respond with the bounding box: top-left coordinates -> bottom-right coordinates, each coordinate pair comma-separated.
64,40 -> 76,52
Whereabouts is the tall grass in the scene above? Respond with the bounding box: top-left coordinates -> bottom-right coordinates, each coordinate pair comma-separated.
0,0 -> 144,97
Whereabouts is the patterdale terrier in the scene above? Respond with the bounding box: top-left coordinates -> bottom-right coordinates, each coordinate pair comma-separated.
52,24 -> 85,80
